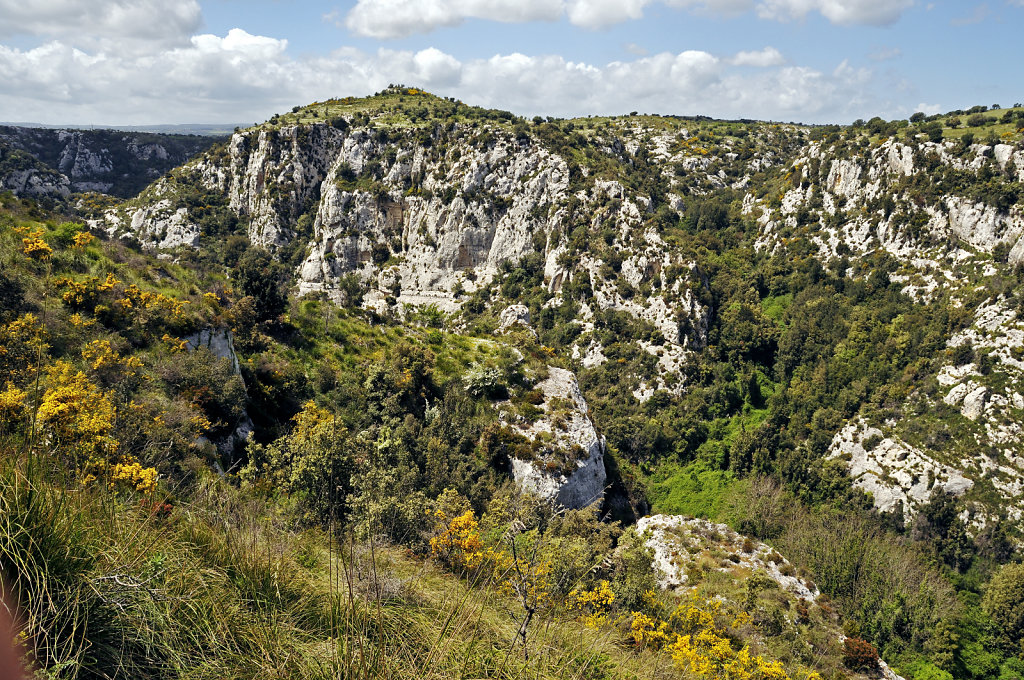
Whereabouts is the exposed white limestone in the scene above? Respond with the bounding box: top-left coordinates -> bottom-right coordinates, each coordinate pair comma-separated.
637,515 -> 819,601
509,367 -> 606,509
827,420 -> 973,516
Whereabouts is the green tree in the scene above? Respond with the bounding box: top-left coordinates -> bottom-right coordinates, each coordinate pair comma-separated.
234,247 -> 288,322
983,562 -> 1024,649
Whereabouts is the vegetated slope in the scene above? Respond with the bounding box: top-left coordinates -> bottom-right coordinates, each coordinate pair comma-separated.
91,88 -> 1024,676
0,125 -> 221,197
4,88 -> 1024,680
1,196 -> 864,680
97,87 -> 1024,528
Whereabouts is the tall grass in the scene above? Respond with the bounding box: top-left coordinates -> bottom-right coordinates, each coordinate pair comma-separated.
0,454 -> 674,680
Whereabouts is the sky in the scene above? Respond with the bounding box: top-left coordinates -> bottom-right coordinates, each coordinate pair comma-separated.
0,0 -> 1021,126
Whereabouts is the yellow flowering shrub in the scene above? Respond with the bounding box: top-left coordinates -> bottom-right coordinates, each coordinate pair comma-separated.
631,611 -> 673,648
20,228 -> 52,260
161,334 -> 189,352
83,339 -> 144,370
0,383 -> 27,428
568,580 -> 615,628
628,592 -> 795,680
108,457 -> 158,494
0,313 -> 49,383
53,273 -> 120,308
121,284 -> 190,317
670,592 -> 724,636
72,231 -> 95,249
69,313 -> 95,328
34,361 -> 156,493
36,361 -> 117,461
430,510 -> 485,570
429,506 -> 553,613
80,339 -> 144,384
670,626 -> 792,679
52,275 -> 189,330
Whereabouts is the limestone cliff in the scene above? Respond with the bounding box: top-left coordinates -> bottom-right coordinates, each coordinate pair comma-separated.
507,366 -> 606,509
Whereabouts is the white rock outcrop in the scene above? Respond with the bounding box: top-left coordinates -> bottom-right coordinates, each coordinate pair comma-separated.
509,367 -> 606,509
0,166 -> 70,198
107,118 -> 713,364
637,515 -> 819,601
827,420 -> 973,515
498,304 -> 534,335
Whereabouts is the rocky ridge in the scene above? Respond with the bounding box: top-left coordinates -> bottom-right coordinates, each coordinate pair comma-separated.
638,514 -> 819,600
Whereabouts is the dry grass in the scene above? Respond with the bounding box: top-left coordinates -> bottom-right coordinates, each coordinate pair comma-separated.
0,452 -> 680,680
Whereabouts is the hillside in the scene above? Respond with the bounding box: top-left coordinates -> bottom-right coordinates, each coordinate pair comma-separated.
0,126 -> 220,198
3,88 -> 1024,680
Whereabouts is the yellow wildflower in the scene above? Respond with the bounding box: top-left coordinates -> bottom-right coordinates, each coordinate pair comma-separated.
21,228 -> 51,260
0,383 -> 27,427
72,231 -> 95,249
108,458 -> 158,494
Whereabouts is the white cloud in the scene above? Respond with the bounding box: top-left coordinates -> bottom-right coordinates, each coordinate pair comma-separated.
664,0 -> 756,15
0,31 -> 883,126
565,0 -> 650,29
756,0 -> 914,26
190,29 -> 288,60
0,0 -> 201,49
342,0 -> 912,37
729,46 -> 786,67
344,0 -> 562,38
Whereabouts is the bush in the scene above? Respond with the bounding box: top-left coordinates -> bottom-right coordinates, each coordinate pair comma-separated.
983,562 -> 1024,647
233,247 -> 288,323
843,637 -> 879,670
158,348 -> 247,436
463,366 -> 508,399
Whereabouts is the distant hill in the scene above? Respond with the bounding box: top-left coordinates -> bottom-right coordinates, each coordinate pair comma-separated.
0,125 -> 224,198
1,122 -> 241,136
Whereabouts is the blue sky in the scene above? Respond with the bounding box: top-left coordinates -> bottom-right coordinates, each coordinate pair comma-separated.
0,0 -> 1020,126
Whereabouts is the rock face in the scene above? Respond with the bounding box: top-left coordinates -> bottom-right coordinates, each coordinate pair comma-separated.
185,327 -> 254,454
0,125 -> 217,197
0,142 -> 70,198
509,367 -> 606,509
107,112 -> 714,369
294,129 -> 571,310
498,304 -> 533,335
750,138 -> 1024,266
99,94 -> 1024,531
